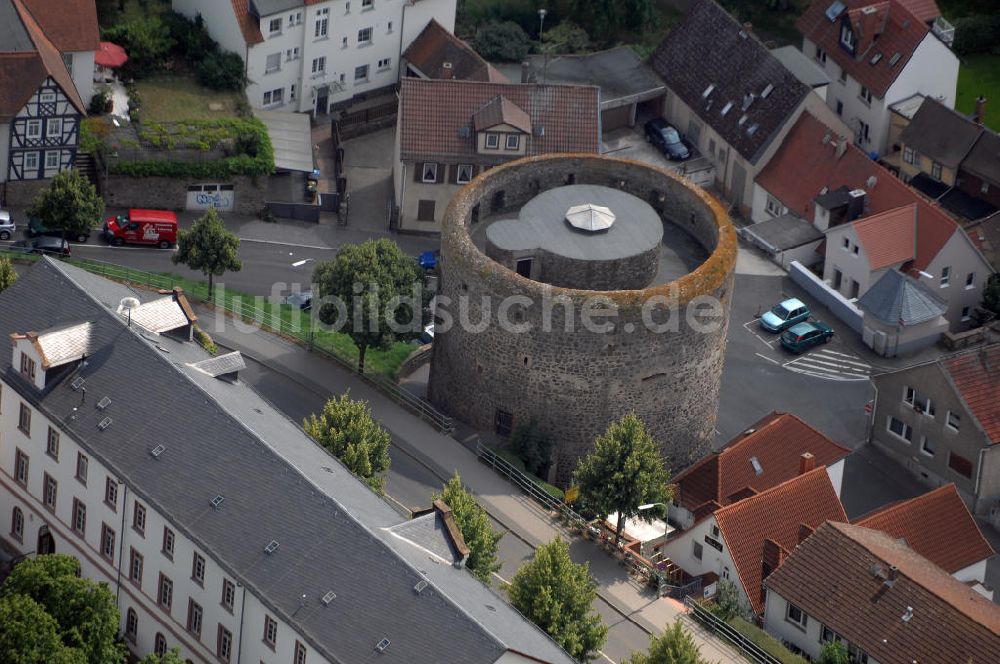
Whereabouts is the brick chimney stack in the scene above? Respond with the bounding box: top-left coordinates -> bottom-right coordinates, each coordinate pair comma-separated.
799,452 -> 816,475
975,96 -> 987,125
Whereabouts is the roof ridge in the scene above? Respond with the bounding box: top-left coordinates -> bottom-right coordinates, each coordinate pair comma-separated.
856,483 -> 955,522
713,465 -> 836,517
10,0 -> 86,114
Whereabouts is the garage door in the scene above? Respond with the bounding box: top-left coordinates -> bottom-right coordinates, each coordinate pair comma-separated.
186,184 -> 235,212
601,105 -> 632,133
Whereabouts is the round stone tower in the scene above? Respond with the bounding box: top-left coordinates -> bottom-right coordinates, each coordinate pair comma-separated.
429,154 -> 737,484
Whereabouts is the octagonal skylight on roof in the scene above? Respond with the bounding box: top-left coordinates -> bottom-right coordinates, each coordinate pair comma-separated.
565,203 -> 615,232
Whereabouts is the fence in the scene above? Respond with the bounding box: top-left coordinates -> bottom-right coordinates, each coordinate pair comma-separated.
684,598 -> 788,664
336,99 -> 398,139
34,254 -> 455,433
267,200 -> 322,222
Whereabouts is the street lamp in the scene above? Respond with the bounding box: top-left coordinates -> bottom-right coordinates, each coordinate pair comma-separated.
538,8 -> 548,84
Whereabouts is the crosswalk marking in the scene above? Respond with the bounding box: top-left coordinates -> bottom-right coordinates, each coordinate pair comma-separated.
783,348 -> 872,382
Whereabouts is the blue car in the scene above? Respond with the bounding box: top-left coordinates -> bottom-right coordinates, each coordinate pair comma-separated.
760,298 -> 810,332
781,321 -> 834,353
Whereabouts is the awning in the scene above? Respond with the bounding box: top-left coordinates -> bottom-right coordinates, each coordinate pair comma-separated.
96,42 -> 128,68
252,109 -> 315,173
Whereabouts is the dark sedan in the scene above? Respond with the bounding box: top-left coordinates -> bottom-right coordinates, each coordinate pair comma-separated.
9,237 -> 71,256
644,118 -> 691,161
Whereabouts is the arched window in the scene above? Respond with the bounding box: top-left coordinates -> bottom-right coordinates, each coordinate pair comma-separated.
125,608 -> 138,642
154,632 -> 167,655
10,507 -> 24,542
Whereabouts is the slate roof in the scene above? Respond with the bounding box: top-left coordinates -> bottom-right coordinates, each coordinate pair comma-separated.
900,97 -> 983,170
398,77 -> 600,163
852,204 -> 917,269
521,46 -> 665,107
714,467 -> 848,615
20,0 -> 99,53
229,0 -> 264,45
856,484 -> 995,574
403,19 -> 508,83
797,0 -> 930,98
942,344 -> 1000,445
758,112 -> 959,273
673,412 -> 850,517
649,0 -> 810,165
764,522 -> 1000,664
0,0 -> 86,122
743,213 -> 823,251
0,258 -> 575,664
961,129 -> 1000,185
857,268 -> 947,325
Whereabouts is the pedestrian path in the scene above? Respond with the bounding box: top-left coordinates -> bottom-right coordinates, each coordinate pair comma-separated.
193,304 -> 743,663
783,347 -> 873,381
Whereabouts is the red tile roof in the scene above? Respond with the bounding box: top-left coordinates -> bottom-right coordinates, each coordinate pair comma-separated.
473,96 -> 532,133
856,484 -> 995,573
673,412 -> 850,514
230,0 -> 263,46
765,522 -> 1000,664
714,467 -> 848,615
796,0 -> 929,98
896,0 -> 941,23
758,112 -> 958,272
852,203 -> 916,269
20,0 -> 98,53
943,344 -> 1000,444
403,19 -> 508,83
398,78 -> 600,163
0,0 -> 85,122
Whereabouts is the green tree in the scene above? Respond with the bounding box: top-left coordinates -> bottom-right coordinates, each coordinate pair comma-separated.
304,392 -> 392,494
313,238 -> 426,373
433,473 -> 503,583
26,169 -> 103,243
510,420 -> 554,476
473,21 -> 532,61
542,22 -> 591,54
819,640 -> 850,664
507,538 -> 607,661
101,17 -> 175,76
573,412 -> 671,546
196,51 -> 246,91
710,579 -> 745,622
137,647 -> 186,664
0,256 -> 18,292
624,619 -> 708,664
0,594 -> 84,664
172,207 -> 242,297
0,554 -> 125,663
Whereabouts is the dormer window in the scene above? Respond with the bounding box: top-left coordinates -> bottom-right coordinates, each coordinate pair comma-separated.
20,353 -> 35,380
840,23 -> 855,51
485,133 -> 500,149
505,135 -> 519,150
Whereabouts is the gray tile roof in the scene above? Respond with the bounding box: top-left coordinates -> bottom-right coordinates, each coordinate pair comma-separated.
190,351 -> 246,377
649,0 -> 810,165
0,0 -> 34,52
1,258 -> 575,664
900,97 -> 983,170
858,269 -> 947,326
523,46 -> 666,107
30,321 -> 93,368
743,213 -> 823,251
961,129 -> 1000,184
125,295 -> 191,334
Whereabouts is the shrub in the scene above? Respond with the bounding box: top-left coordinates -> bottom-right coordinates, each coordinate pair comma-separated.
542,22 -> 591,53
163,10 -> 218,61
952,14 -> 1000,56
194,326 -> 218,355
510,420 -> 554,476
473,21 -> 532,62
102,17 -> 175,77
196,51 -> 246,91
89,86 -> 110,115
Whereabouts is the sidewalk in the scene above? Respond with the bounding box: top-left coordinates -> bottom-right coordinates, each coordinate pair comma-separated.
194,304 -> 742,663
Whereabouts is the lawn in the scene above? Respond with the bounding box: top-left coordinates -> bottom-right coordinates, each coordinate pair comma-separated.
134,75 -> 245,123
956,54 -> 1000,130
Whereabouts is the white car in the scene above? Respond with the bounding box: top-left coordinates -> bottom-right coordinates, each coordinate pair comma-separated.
0,209 -> 14,241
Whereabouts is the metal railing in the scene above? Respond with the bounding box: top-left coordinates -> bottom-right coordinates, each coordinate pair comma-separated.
476,441 -> 577,516
30,254 -> 455,433
684,597 -> 788,664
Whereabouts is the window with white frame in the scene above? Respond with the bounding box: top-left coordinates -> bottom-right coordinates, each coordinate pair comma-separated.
10,506 -> 24,542
903,386 -> 914,405
940,265 -> 950,287
786,603 -> 807,629
73,499 -> 86,535
217,625 -> 233,662
43,473 -> 57,510
192,552 -> 206,585
24,152 -> 39,170
44,151 -> 59,170
40,91 -> 56,103
485,133 -> 500,149
264,615 -> 278,648
129,547 -> 143,585
295,642 -> 307,664
965,272 -> 975,289
765,194 -> 784,217
377,57 -> 391,71
456,164 -> 474,184
133,501 -> 146,536
859,86 -> 872,105
887,416 -> 912,442
263,88 -> 284,106
506,134 -> 520,150
358,27 -> 372,44
920,436 -> 936,457
946,411 -> 960,432
311,57 -> 326,75
100,523 -> 115,559
18,403 -> 31,435
265,52 -> 281,73
187,600 -> 203,636
815,45 -> 827,63
125,608 -> 138,642
76,452 -> 88,484
46,426 -> 59,458
158,573 -> 173,610
221,578 -> 236,612
105,477 -> 118,509
47,118 -> 62,137
314,8 -> 328,38
268,17 -> 282,35
26,119 -> 41,138
354,64 -> 369,81
286,47 -> 300,61
840,24 -> 855,50
289,11 -> 302,25
931,161 -> 942,180
162,526 -> 175,559
903,146 -> 914,164
422,162 -> 438,183
154,633 -> 167,656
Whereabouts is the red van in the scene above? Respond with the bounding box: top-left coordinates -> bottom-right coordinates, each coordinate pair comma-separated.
103,209 -> 178,248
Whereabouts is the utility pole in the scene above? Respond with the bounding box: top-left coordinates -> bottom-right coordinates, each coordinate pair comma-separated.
538,8 -> 547,84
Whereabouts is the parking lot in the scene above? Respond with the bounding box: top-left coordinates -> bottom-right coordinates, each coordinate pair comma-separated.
740,314 -> 873,382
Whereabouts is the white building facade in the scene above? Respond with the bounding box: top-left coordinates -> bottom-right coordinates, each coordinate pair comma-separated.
173,0 -> 456,115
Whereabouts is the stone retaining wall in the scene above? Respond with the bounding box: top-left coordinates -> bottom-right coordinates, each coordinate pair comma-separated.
101,174 -> 268,216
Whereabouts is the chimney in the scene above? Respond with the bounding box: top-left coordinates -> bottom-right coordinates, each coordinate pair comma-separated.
433,499 -> 471,568
521,61 -> 530,84
975,96 -> 987,125
441,62 -> 453,80
846,188 -> 866,221
799,452 -> 816,475
742,22 -> 753,35
797,523 -> 815,545
761,538 -> 786,578
888,564 -> 898,581
835,139 -> 848,160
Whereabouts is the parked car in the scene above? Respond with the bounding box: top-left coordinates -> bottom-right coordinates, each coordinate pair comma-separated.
760,298 -> 810,332
0,209 -> 14,240
28,217 -> 91,243
9,237 -> 71,256
781,321 -> 834,353
644,118 -> 691,161
103,209 -> 178,248
282,290 -> 313,310
418,323 -> 434,345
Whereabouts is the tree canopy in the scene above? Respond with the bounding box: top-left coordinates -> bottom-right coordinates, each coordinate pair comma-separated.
26,168 -> 104,242
172,206 -> 242,296
433,473 -> 503,583
313,238 -> 426,373
624,619 -> 709,664
573,412 -> 672,545
137,648 -> 186,664
507,538 -> 607,661
473,21 -> 532,62
0,256 -> 18,292
819,640 -> 850,664
0,594 -> 84,664
0,554 -> 125,663
304,392 -> 392,494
